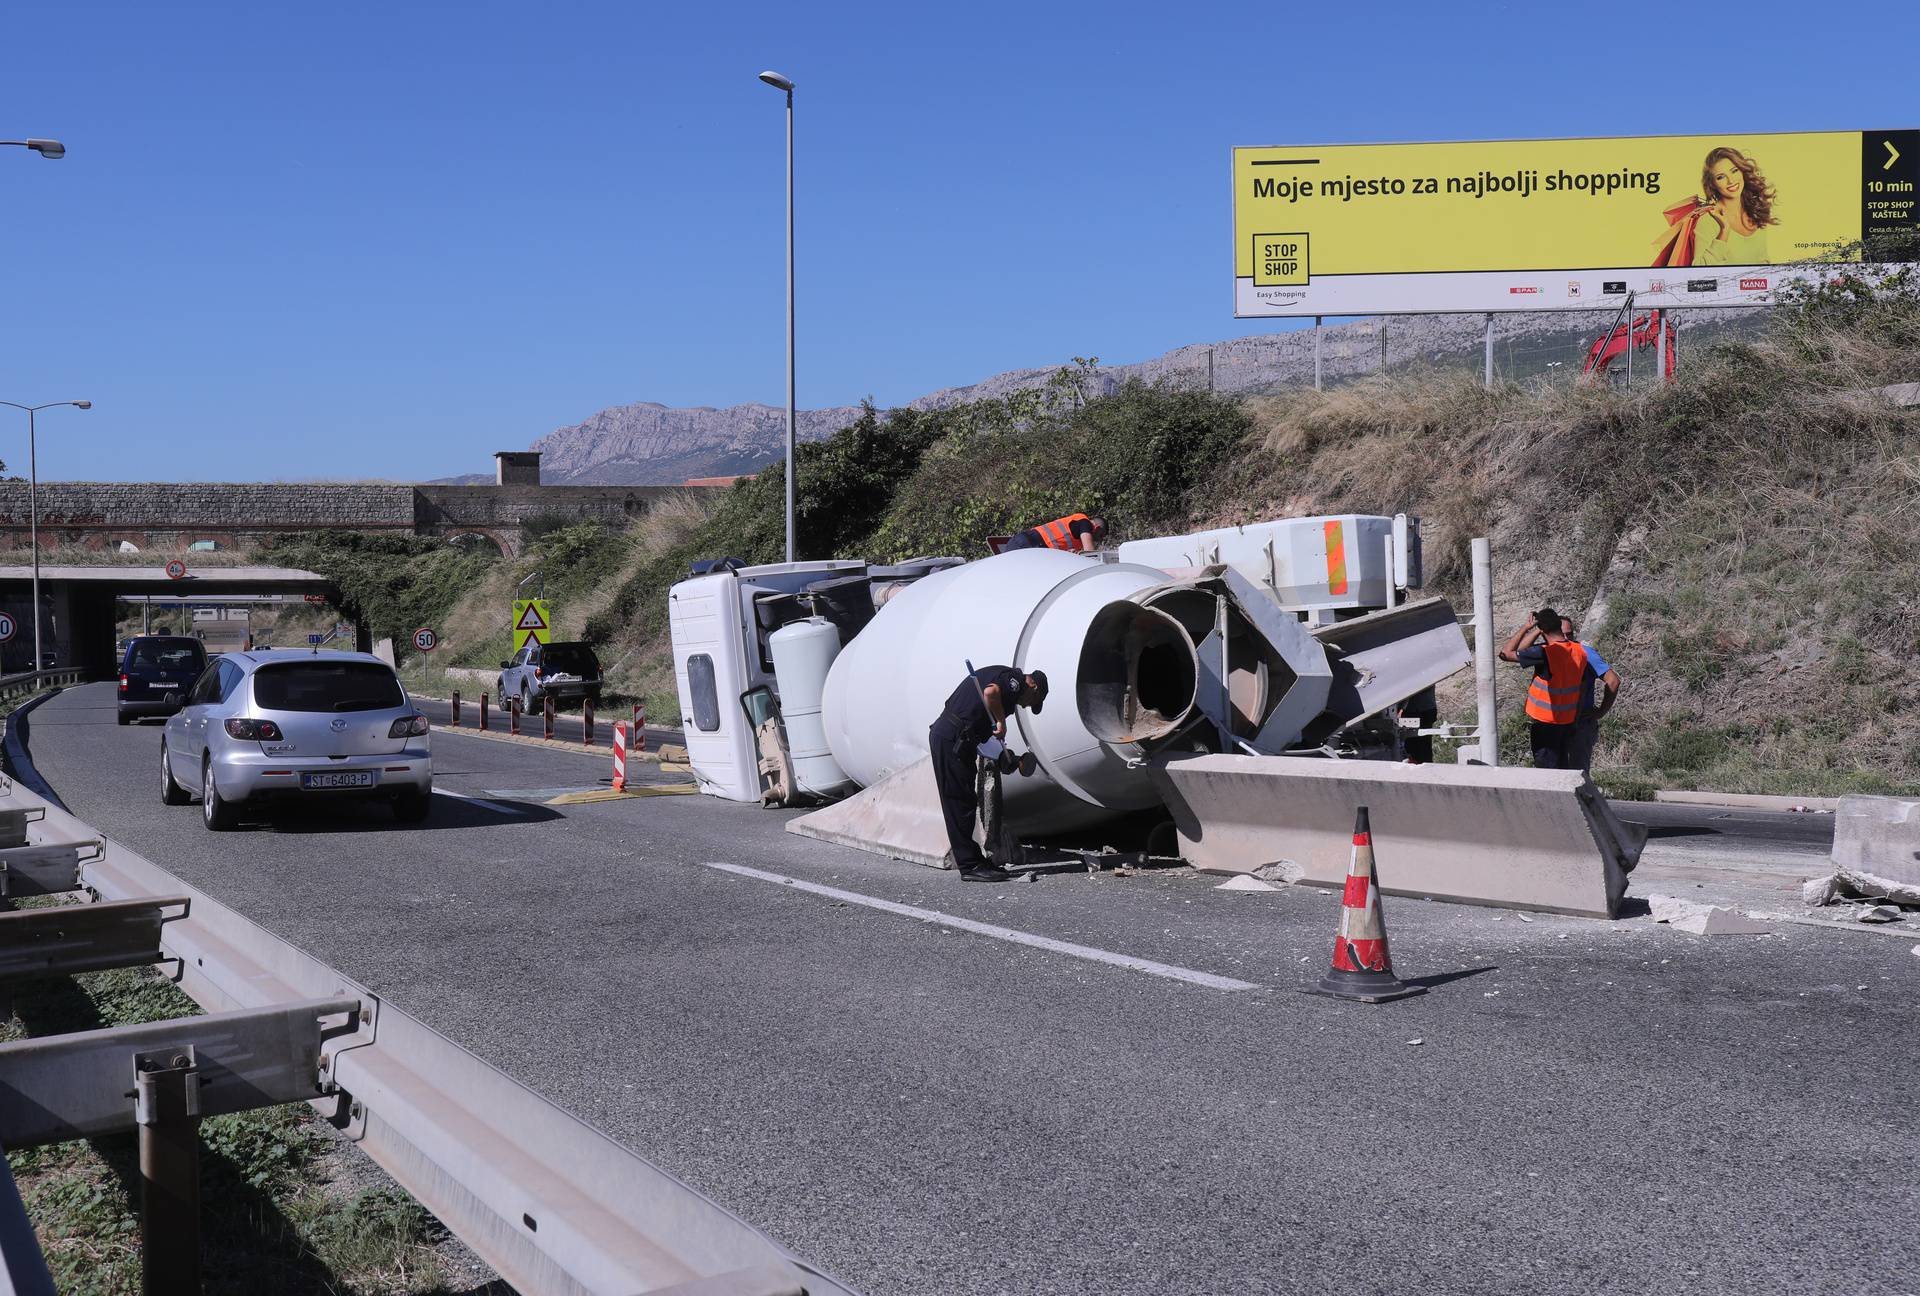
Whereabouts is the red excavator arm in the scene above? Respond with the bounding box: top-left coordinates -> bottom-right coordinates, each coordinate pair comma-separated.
1583,310 -> 1677,380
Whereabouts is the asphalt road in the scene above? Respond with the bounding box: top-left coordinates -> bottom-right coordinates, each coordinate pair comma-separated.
18,684 -> 1918,1296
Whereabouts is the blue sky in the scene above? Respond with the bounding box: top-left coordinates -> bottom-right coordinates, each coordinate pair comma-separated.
2,0 -> 1913,482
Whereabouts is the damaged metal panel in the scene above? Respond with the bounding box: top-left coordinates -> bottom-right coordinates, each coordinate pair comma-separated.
1309,596 -> 1472,731
1150,754 -> 1644,918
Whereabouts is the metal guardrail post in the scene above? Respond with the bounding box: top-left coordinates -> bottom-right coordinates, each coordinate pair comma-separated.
135,1046 -> 202,1296
1471,537 -> 1499,767
543,695 -> 554,741
451,690 -> 461,727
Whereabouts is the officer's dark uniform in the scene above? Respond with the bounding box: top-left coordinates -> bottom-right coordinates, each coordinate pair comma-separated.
927,665 -> 1034,873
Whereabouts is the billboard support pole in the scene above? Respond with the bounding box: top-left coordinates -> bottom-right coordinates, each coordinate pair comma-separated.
1625,307 -> 1634,390
1313,317 -> 1323,391
1483,314 -> 1493,388
1656,308 -> 1668,381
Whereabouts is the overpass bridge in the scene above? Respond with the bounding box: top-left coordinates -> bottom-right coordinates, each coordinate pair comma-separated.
0,565 -> 341,678
0,476 -> 689,558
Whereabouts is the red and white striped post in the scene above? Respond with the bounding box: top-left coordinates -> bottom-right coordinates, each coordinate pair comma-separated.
543,695 -> 554,740
478,692 -> 489,732
582,697 -> 595,746
632,702 -> 647,755
508,696 -> 520,736
612,721 -> 628,791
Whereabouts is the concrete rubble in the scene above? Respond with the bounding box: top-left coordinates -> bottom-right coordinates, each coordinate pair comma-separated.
1800,868 -> 1920,909
1647,895 -> 1775,936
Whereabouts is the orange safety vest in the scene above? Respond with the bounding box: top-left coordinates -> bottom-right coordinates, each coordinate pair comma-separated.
1524,640 -> 1590,726
1032,513 -> 1091,551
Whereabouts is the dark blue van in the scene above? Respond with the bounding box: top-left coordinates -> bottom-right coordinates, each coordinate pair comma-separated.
118,636 -> 209,724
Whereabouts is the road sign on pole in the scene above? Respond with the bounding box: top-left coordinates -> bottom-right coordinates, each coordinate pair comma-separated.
0,613 -> 15,644
165,560 -> 187,580
511,599 -> 551,651
412,627 -> 438,653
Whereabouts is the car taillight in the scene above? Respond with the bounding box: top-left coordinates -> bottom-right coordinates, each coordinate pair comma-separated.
224,718 -> 283,741
119,674 -> 129,693
388,714 -> 429,738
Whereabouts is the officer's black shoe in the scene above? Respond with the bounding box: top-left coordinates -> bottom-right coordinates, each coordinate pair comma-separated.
959,865 -> 1014,883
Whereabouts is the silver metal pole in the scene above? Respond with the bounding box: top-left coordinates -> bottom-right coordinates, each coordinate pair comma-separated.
1625,306 -> 1634,390
782,87 -> 796,564
1471,536 -> 1499,767
1313,316 -> 1322,391
1655,308 -> 1667,381
1483,313 -> 1494,388
28,408 -> 41,671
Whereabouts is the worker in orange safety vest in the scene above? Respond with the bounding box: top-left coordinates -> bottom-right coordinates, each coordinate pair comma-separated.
1002,512 -> 1106,554
1499,606 -> 1620,771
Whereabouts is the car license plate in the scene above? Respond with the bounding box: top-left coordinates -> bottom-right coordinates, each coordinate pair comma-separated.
300,771 -> 376,790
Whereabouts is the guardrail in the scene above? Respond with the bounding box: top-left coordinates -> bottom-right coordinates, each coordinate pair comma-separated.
0,691 -> 857,1296
0,670 -> 84,708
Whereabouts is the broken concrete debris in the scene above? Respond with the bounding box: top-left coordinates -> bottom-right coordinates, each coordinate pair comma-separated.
1800,867 -> 1920,909
1831,795 -> 1920,887
1214,876 -> 1279,892
1647,895 -> 1774,936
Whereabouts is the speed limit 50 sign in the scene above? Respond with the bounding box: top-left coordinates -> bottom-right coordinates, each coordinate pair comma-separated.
412,627 -> 438,653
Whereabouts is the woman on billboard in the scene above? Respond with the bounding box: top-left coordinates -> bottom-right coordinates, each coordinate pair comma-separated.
1653,146 -> 1777,267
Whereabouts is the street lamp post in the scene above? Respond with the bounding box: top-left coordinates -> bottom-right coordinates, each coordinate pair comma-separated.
758,70 -> 797,564
1,401 -> 91,671
0,139 -> 65,160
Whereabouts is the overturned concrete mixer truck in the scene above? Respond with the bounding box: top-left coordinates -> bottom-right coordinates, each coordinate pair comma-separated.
667,512 -> 1643,918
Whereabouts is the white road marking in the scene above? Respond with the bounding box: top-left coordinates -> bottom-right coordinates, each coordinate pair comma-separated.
433,788 -> 524,816
698,861 -> 1262,992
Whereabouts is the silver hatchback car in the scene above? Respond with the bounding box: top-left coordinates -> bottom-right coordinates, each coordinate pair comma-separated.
160,650 -> 432,830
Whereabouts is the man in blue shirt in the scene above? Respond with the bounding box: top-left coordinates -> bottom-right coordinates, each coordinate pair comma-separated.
1498,607 -> 1620,771
1559,616 -> 1620,774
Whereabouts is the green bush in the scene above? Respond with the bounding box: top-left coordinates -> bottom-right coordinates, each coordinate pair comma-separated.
267,532 -> 496,660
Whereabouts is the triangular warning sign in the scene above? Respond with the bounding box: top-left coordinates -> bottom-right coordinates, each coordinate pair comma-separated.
514,603 -> 548,632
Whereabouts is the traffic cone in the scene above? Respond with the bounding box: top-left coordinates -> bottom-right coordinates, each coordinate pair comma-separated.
1312,806 -> 1425,1003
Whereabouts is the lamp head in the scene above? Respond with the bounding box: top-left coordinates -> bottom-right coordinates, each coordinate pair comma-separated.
72,401 -> 92,410
757,71 -> 794,92
25,139 -> 65,160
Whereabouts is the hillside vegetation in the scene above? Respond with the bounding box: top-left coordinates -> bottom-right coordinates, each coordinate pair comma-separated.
309,273 -> 1919,798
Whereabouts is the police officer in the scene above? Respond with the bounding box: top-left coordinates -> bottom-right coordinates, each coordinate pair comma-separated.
928,664 -> 1049,882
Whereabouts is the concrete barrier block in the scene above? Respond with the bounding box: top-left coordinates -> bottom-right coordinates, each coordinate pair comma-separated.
1150,754 -> 1642,918
786,757 -> 954,869
1832,796 -> 1920,886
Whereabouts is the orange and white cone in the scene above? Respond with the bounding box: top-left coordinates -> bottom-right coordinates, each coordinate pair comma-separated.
1313,806 -> 1424,1003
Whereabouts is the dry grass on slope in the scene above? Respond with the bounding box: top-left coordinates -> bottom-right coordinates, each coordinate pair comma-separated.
1211,301 -> 1920,796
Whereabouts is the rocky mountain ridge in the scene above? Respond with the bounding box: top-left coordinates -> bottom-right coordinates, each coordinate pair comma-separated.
454,308 -> 1758,485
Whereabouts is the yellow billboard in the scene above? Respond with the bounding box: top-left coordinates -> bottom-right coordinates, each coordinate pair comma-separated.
1233,129 -> 1918,316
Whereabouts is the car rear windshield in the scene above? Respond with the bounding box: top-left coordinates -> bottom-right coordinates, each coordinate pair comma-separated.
543,644 -> 599,675
126,639 -> 206,671
252,662 -> 406,713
